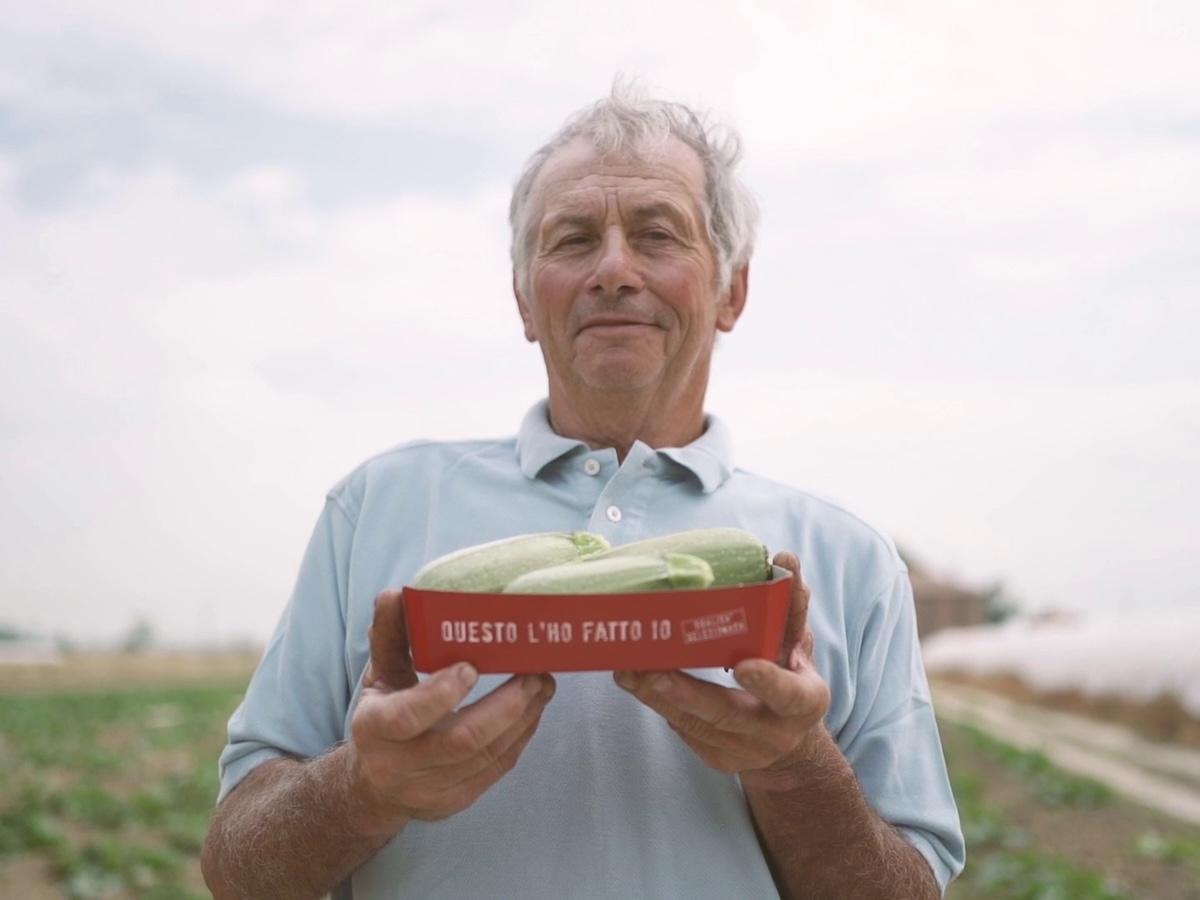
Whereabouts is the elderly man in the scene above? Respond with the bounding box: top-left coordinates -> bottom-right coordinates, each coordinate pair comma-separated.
202,89 -> 965,899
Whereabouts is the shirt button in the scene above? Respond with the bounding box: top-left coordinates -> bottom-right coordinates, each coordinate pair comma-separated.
606,505 -> 622,523
583,458 -> 601,476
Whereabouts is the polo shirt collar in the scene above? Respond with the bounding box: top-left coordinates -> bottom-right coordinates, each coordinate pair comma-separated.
657,416 -> 734,494
516,400 -> 590,480
516,399 -> 734,493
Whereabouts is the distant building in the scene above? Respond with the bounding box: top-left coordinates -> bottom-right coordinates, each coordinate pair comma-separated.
899,548 -> 992,639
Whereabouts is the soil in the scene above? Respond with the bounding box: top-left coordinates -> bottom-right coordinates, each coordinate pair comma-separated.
940,719 -> 1200,900
0,856 -> 64,899
0,650 -> 261,695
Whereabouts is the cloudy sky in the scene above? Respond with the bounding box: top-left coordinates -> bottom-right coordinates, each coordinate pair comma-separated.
2,1 -> 1197,645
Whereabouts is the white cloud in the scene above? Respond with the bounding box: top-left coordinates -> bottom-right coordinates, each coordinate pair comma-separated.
7,0 -> 747,127
0,159 -> 546,643
738,1 -> 1200,168
5,0 -> 1197,166
886,139 -> 1200,241
713,374 -> 1200,612
2,2 -> 1198,644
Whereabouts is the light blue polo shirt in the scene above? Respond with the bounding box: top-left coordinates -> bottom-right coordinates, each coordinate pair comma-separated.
218,400 -> 965,897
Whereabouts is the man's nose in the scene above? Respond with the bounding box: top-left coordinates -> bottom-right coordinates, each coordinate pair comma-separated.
589,229 -> 645,298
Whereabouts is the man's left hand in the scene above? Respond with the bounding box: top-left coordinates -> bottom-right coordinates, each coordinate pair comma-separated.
614,551 -> 830,781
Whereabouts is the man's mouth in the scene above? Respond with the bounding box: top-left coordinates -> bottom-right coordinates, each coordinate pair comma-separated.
577,316 -> 659,335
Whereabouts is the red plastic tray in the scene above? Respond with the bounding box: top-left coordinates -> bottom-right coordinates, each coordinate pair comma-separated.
403,566 -> 793,674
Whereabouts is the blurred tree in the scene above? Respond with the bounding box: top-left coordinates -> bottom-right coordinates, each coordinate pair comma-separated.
983,581 -> 1020,624
54,632 -> 77,654
120,615 -> 156,653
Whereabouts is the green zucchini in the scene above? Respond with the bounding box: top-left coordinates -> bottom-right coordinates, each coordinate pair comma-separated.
593,527 -> 770,586
503,552 -> 714,594
412,531 -> 610,592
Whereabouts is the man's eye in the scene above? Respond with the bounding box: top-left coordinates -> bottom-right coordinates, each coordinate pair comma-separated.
641,229 -> 674,242
557,234 -> 591,248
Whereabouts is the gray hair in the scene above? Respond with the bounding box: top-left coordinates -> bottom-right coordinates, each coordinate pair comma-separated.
509,83 -> 759,297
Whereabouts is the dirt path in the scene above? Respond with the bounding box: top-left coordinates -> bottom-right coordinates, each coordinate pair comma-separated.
933,679 -> 1200,826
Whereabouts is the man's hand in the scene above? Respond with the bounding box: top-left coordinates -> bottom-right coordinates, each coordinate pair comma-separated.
613,552 -> 829,782
348,590 -> 555,836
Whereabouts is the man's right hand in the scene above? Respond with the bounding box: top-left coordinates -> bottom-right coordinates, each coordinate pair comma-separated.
347,589 -> 555,838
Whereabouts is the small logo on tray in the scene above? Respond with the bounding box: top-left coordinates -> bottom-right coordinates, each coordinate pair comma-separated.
681,608 -> 749,644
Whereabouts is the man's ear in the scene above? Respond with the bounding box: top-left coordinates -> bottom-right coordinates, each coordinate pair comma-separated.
513,271 -> 538,343
716,264 -> 749,333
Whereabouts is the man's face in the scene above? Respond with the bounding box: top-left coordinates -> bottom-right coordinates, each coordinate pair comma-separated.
515,137 -> 743,397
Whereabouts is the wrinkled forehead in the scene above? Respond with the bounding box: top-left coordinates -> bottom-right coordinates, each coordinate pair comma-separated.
529,136 -> 708,222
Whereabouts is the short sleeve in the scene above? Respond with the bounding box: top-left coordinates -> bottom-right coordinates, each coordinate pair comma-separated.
216,496 -> 356,804
837,570 -> 966,894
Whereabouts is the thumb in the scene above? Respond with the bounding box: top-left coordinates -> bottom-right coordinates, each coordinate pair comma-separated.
365,589 -> 418,691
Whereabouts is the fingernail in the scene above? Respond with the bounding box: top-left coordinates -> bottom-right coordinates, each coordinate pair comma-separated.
521,675 -> 542,696
614,671 -> 634,690
738,669 -> 761,689
539,678 -> 556,701
651,673 -> 672,693
455,663 -> 478,687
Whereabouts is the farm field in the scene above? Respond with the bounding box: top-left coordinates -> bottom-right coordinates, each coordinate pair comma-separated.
940,709 -> 1200,899
0,654 -> 259,898
2,654 -> 1199,898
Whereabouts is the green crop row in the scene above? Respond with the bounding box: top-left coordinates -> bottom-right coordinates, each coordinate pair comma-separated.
0,684 -> 242,898
948,770 -> 1128,900
957,722 -> 1113,808
940,718 -> 1142,900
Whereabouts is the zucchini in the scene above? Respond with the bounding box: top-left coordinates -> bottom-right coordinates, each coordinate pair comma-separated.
503,552 -> 714,594
593,527 -> 770,586
412,531 -> 610,592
